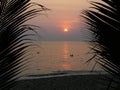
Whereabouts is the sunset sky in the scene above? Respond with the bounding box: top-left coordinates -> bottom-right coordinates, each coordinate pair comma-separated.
30,0 -> 100,41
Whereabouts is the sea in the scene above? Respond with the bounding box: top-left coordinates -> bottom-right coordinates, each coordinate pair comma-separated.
20,41 -> 105,79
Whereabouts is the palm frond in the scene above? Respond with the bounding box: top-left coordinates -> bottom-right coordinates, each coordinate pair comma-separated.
83,0 -> 120,89
0,0 -> 48,90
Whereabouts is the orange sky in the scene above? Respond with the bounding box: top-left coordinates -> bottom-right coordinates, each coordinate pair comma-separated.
30,0 -> 101,41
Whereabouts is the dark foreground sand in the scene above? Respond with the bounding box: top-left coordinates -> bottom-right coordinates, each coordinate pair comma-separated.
11,74 -> 110,90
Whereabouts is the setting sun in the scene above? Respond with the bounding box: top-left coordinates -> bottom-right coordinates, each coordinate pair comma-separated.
64,28 -> 68,32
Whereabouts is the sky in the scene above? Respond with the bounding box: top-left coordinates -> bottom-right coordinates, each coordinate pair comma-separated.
29,0 -> 99,41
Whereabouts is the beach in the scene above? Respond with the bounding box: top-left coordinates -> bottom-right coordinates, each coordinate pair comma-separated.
10,42 -> 107,90
11,74 -> 109,90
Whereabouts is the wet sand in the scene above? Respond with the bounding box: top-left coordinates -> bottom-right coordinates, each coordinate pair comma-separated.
11,74 -> 109,90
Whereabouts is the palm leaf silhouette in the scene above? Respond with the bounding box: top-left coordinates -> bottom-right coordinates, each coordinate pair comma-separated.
83,0 -> 120,89
0,0 -> 48,90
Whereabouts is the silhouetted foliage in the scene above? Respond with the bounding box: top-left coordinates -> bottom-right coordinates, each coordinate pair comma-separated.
83,0 -> 120,89
0,0 -> 48,90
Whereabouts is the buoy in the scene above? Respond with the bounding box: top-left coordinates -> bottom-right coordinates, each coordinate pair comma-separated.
37,52 -> 40,54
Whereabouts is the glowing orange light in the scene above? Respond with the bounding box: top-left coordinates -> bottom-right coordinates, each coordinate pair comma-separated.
64,28 -> 68,32
61,64 -> 71,70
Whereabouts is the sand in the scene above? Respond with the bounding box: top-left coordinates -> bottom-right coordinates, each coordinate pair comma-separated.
11,74 -> 110,90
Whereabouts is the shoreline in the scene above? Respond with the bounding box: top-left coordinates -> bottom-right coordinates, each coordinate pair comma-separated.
11,74 -> 109,90
19,70 -> 107,80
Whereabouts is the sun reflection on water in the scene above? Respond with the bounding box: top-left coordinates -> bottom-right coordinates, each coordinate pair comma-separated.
61,42 -> 72,70
61,63 -> 72,70
63,42 -> 69,59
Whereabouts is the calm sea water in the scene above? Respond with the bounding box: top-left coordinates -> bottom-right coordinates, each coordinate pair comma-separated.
23,41 -> 102,76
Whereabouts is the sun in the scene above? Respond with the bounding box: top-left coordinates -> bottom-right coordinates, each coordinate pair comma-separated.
64,28 -> 68,32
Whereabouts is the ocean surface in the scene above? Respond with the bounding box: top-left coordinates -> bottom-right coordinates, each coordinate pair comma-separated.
22,41 -> 103,77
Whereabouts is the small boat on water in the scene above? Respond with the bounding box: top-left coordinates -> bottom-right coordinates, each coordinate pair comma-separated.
70,54 -> 74,57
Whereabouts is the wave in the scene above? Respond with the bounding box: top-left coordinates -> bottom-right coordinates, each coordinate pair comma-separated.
19,70 -> 107,80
